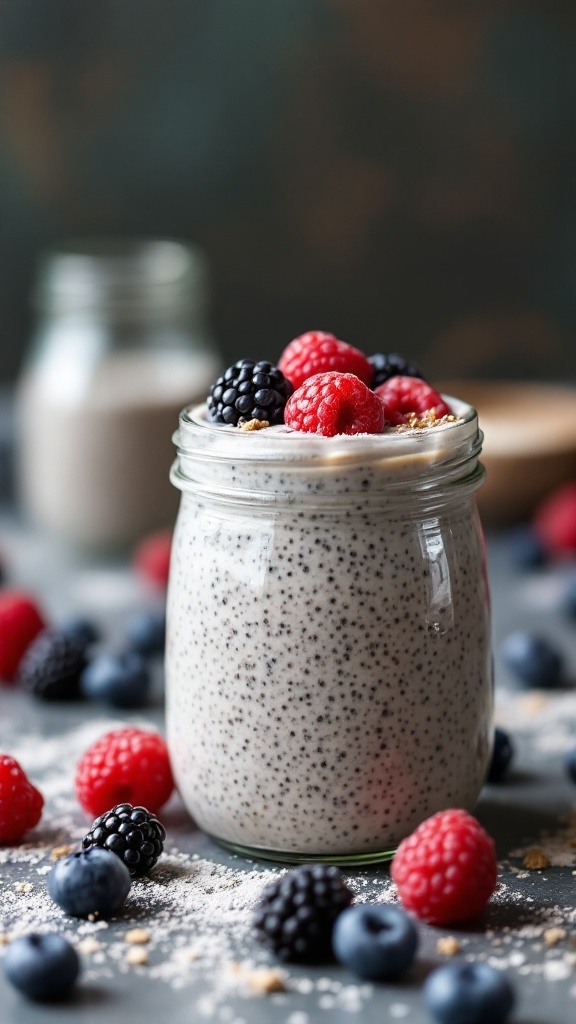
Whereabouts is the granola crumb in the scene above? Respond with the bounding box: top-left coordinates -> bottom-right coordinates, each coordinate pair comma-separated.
0,934 -> 10,946
14,882 -> 32,894
523,848 -> 550,870
238,418 -> 270,432
50,843 -> 75,861
394,411 -> 458,432
436,936 -> 461,957
126,947 -> 149,966
77,937 -> 103,955
125,928 -> 151,945
244,967 -> 287,995
544,927 -> 567,947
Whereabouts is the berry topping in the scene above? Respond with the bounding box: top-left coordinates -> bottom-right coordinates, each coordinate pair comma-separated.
0,754 -> 43,843
3,933 -> 81,1001
369,352 -> 425,389
501,631 -> 563,688
487,727 -> 514,783
375,376 -> 452,426
279,331 -> 373,391
391,809 -> 497,925
332,904 -> 418,981
533,481 -> 576,557
80,652 -> 151,708
0,591 -> 46,683
48,847 -> 131,919
284,371 -> 385,437
134,530 -> 172,589
18,629 -> 87,701
208,359 -> 292,426
75,727 -> 174,818
82,802 -> 166,877
424,962 -> 515,1024
253,864 -> 354,962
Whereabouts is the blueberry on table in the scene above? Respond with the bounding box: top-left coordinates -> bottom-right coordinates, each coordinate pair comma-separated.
506,525 -> 546,570
501,631 -> 563,688
487,727 -> 514,783
332,904 -> 418,980
4,933 -> 80,1001
423,962 -> 515,1024
561,576 -> 576,620
48,847 -> 131,919
125,609 -> 166,657
80,651 -> 151,708
60,616 -> 100,650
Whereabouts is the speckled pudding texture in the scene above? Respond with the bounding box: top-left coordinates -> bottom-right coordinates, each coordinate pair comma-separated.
166,398 -> 492,858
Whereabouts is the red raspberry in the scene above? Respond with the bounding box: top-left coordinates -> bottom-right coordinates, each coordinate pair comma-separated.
0,754 -> 44,843
0,591 -> 46,684
533,481 -> 576,556
279,331 -> 373,391
285,371 -> 385,437
391,809 -> 497,925
75,727 -> 174,817
375,376 -> 452,426
134,530 -> 173,589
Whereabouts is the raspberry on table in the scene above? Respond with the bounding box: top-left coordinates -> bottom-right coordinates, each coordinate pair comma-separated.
0,591 -> 46,683
533,481 -> 576,557
207,359 -> 292,426
390,808 -> 497,925
284,371 -> 385,437
82,802 -> 166,877
133,530 -> 173,589
375,375 -> 452,427
0,754 -> 44,843
279,331 -> 373,391
75,727 -> 174,818
369,352 -> 425,389
253,864 -> 354,962
18,629 -> 87,701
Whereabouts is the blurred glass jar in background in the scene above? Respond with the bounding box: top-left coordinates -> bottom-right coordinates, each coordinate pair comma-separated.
17,239 -> 220,549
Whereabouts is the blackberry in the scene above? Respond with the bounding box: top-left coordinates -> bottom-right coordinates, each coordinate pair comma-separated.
18,629 -> 87,700
369,352 -> 425,388
82,802 -> 166,877
253,864 -> 354,962
207,359 -> 293,426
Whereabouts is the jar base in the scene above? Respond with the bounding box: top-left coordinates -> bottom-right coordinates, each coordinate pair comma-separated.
209,834 -> 397,866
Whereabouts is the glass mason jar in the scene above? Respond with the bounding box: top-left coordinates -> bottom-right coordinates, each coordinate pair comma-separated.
166,399 -> 492,864
17,239 -> 221,549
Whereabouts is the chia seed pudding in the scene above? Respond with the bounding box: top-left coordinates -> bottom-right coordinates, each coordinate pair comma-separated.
166,398 -> 492,861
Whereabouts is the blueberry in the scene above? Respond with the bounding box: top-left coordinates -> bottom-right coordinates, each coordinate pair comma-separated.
4,933 -> 80,1001
561,577 -> 576,620
565,745 -> 576,783
501,631 -> 563,688
506,525 -> 546,570
423,962 -> 515,1024
487,727 -> 514,783
80,652 -> 151,708
48,847 -> 131,918
332,904 -> 418,980
60,616 -> 100,650
125,609 -> 166,657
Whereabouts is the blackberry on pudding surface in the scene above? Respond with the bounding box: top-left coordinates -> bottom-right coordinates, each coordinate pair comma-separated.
207,360 -> 292,426
369,352 -> 424,388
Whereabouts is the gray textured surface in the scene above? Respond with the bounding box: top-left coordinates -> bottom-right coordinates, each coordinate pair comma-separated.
0,516 -> 575,1023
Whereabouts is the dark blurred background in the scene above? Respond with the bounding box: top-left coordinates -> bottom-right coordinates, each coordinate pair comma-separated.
1,0 -> 576,383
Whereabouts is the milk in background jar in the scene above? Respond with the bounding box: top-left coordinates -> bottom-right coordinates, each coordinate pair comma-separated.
17,240 -> 221,549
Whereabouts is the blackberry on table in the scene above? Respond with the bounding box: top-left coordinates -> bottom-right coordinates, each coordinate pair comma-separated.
253,864 -> 354,962
369,352 -> 425,389
82,802 -> 166,877
207,360 -> 293,426
18,629 -> 87,700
